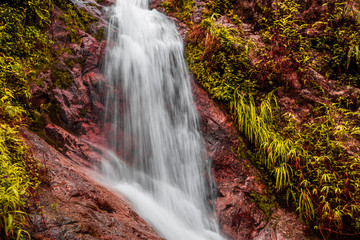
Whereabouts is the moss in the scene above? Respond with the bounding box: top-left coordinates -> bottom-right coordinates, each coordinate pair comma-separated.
80,106 -> 87,118
161,0 -> 176,13
186,18 -> 257,104
47,102 -> 62,126
29,111 -> 48,132
205,0 -> 237,16
65,27 -> 81,43
62,47 -> 77,55
237,137 -> 254,161
94,27 -> 105,41
57,1 -> 98,36
249,190 -> 276,219
162,0 -> 195,23
35,76 -> 45,88
65,58 -> 75,69
50,66 -> 74,89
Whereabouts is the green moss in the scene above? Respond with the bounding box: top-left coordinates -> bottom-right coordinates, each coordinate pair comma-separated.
236,137 -> 254,162
62,47 -> 77,55
0,1 -> 52,237
186,18 -> 257,103
94,27 -> 105,41
51,66 -> 74,89
162,0 -> 195,23
161,0 -> 176,13
65,58 -> 75,69
57,1 -> 98,36
205,0 -> 237,16
249,190 -> 276,218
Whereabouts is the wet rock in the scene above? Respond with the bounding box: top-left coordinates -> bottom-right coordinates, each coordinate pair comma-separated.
193,1 -> 206,24
254,209 -> 307,240
192,80 -> 310,240
32,1 -> 108,137
80,35 -> 106,74
47,69 -> 107,137
44,123 -> 103,168
25,1 -> 164,239
22,128 -> 164,240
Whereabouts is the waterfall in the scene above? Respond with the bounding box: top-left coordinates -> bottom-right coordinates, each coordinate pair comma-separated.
102,0 -> 224,239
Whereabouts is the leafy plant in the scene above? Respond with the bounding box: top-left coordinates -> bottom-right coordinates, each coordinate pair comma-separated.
231,93 -> 360,237
0,124 -> 41,239
309,0 -> 360,86
167,0 -> 360,237
0,1 -> 55,238
186,16 -> 256,101
162,0 -> 195,23
170,0 -> 360,237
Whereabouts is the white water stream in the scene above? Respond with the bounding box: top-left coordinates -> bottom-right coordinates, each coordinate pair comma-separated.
102,0 -> 224,239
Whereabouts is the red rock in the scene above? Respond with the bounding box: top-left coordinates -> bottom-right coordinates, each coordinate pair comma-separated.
192,80 -> 309,240
22,128 -> 164,240
80,35 -> 103,74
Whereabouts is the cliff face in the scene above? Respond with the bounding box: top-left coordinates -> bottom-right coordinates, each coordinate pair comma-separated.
23,128 -> 163,240
153,0 -> 360,238
24,1 -> 165,239
193,80 -> 309,240
22,0 -> 315,239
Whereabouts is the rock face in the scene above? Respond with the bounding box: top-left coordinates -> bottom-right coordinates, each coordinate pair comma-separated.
23,128 -> 163,240
151,0 -> 314,238
30,2 -> 109,143
25,1 -> 164,239
193,81 -> 309,240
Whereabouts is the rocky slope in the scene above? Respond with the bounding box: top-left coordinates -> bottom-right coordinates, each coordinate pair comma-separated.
23,0 -> 166,239
193,80 -> 309,239
23,128 -> 163,240
22,0 -> 318,239
154,0 -> 360,238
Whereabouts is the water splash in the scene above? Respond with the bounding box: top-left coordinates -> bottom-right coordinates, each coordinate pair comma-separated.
102,1 -> 224,239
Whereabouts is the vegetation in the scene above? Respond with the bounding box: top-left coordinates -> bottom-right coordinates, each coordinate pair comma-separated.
258,0 -> 360,89
1,0 -> 360,238
0,0 -> 52,238
0,0 -> 100,238
55,0 -> 99,43
310,0 -> 360,86
162,0 -> 195,23
165,0 -> 360,238
186,17 -> 256,100
0,125 -> 41,239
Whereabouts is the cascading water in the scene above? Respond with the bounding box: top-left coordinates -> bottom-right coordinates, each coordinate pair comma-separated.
102,0 -> 224,239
